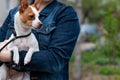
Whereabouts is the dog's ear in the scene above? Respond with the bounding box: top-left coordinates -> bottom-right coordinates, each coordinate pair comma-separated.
19,0 -> 29,14
32,0 -> 42,10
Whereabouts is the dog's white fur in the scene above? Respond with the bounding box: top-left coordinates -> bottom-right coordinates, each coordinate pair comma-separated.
0,5 -> 41,80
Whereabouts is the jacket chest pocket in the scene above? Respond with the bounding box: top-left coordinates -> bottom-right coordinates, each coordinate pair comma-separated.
37,23 -> 56,49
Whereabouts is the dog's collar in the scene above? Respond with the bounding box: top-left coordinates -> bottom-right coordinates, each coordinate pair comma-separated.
13,30 -> 31,38
13,32 -> 32,38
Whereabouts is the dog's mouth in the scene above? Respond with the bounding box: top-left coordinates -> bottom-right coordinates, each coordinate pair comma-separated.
35,26 -> 42,30
32,24 -> 42,30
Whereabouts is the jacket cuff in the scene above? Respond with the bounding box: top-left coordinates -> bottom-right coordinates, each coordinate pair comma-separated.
10,50 -> 29,72
10,50 -> 16,68
4,50 -> 15,68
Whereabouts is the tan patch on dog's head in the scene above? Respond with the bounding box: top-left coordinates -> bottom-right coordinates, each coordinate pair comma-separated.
19,0 -> 36,27
19,0 -> 29,13
19,7 -> 35,26
18,0 -> 42,29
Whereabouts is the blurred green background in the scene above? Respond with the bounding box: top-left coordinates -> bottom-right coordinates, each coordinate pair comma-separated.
61,0 -> 120,80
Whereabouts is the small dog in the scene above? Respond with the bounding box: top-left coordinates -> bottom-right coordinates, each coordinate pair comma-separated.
0,0 -> 42,80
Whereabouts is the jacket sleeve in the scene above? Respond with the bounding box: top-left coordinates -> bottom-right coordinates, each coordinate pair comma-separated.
0,9 -> 14,65
11,6 -> 80,73
0,10 -> 12,42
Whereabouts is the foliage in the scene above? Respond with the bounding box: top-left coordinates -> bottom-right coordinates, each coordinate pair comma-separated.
59,0 -> 76,7
95,57 -> 117,65
81,0 -> 120,76
82,0 -> 120,23
99,67 -> 120,75
82,50 -> 120,65
81,0 -> 120,61
70,54 -> 75,62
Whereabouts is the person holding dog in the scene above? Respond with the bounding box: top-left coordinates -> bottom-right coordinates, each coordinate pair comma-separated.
0,0 -> 80,80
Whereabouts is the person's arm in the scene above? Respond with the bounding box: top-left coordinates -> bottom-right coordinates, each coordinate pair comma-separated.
0,8 -> 14,65
0,10 -> 12,42
11,6 -> 80,73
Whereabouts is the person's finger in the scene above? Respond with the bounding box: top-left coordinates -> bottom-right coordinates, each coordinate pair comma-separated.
0,40 -> 8,50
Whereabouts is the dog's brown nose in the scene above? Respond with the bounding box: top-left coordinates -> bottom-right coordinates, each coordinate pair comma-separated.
37,22 -> 42,29
39,22 -> 42,27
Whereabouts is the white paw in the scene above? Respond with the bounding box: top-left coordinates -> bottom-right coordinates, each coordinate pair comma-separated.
13,59 -> 19,65
13,56 -> 19,65
24,57 -> 31,65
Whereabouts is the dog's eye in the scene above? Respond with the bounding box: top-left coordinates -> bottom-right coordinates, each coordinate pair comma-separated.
29,15 -> 34,19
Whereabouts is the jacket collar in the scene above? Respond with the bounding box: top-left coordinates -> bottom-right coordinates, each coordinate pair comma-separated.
39,0 -> 57,16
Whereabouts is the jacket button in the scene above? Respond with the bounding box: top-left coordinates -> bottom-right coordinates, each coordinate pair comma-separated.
46,27 -> 48,32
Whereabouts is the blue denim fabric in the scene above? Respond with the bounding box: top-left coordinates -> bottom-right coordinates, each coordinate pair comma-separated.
0,0 -> 80,80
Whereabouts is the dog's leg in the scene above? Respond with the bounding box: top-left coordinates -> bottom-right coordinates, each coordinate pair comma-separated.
24,48 -> 36,65
0,64 -> 8,80
9,46 -> 19,65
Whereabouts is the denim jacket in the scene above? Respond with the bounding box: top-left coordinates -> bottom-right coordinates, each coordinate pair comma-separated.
0,0 -> 80,80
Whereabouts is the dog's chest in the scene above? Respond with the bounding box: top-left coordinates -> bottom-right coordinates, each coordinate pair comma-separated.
13,38 -> 30,51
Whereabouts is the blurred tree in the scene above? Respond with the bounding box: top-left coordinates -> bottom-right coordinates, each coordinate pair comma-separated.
82,0 -> 120,23
81,0 -> 120,78
79,0 -> 120,80
72,0 -> 82,80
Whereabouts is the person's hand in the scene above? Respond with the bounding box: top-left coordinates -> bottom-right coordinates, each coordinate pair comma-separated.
0,40 -> 11,62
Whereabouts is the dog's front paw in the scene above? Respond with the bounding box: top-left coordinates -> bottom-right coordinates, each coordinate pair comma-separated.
24,57 -> 31,65
13,56 -> 19,65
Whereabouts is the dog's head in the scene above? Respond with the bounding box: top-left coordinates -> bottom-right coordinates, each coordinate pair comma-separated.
19,0 -> 42,30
